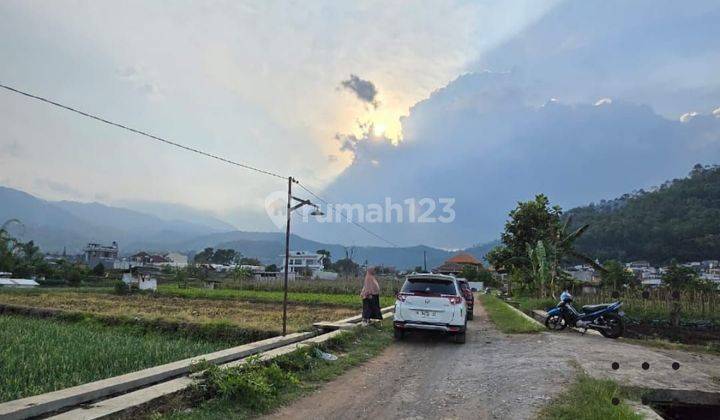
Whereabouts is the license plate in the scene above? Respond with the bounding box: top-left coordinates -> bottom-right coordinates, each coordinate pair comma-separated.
618,311 -> 625,316
417,310 -> 435,317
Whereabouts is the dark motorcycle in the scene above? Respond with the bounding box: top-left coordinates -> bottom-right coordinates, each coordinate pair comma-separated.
545,291 -> 625,339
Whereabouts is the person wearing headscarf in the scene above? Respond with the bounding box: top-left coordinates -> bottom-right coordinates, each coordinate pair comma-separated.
361,266 -> 382,325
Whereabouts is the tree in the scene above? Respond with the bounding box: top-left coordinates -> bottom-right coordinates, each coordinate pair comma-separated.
487,195 -> 600,297
194,248 -> 215,264
265,264 -> 278,272
459,265 -> 477,281
662,263 -> 698,327
333,258 -> 360,275
662,263 -> 698,290
211,249 -> 237,265
600,260 -> 634,290
92,263 -> 106,277
476,268 -> 495,288
239,257 -> 261,266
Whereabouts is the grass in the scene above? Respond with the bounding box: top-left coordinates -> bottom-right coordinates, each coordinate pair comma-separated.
537,374 -> 643,420
0,314 -> 230,403
158,284 -> 396,309
156,323 -> 393,419
0,290 -> 356,334
478,294 -> 544,333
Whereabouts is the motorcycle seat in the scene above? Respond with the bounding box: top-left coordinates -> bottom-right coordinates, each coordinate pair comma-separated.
582,304 -> 611,312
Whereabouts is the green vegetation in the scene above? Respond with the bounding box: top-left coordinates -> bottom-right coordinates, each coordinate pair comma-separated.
159,324 -> 393,419
486,194 -> 599,298
0,314 -> 229,403
538,374 -> 642,420
478,294 -> 543,333
158,284 -> 395,308
568,164 -> 720,264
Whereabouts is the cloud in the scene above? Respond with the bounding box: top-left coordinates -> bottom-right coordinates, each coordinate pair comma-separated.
301,72 -> 720,248
340,74 -> 379,108
116,65 -> 163,100
680,111 -> 699,122
713,107 -> 720,118
594,98 -> 613,106
33,178 -> 86,199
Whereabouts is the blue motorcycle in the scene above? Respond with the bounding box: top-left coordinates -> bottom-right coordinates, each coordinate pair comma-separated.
545,291 -> 625,338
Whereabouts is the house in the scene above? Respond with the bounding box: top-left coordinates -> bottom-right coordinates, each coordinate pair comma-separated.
434,252 -> 483,275
129,252 -> 188,268
84,242 -> 119,269
281,251 -> 325,276
121,266 -> 158,291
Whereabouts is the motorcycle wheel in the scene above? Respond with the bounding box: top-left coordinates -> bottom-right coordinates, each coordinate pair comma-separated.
598,313 -> 624,339
545,314 -> 567,331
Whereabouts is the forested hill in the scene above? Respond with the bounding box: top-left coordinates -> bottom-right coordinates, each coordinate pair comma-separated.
567,164 -> 720,265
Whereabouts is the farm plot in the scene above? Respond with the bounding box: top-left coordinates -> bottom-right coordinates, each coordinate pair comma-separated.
0,314 -> 228,403
0,291 -> 357,333
158,284 -> 396,308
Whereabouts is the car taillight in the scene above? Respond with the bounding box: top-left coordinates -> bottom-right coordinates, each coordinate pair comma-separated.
397,292 -> 413,302
446,295 -> 463,305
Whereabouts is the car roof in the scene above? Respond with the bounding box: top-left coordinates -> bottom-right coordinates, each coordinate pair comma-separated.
406,273 -> 457,282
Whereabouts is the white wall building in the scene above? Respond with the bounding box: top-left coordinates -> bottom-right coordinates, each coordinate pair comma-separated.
281,251 -> 325,275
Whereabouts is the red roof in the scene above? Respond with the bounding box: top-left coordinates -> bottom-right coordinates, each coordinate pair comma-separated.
446,252 -> 483,266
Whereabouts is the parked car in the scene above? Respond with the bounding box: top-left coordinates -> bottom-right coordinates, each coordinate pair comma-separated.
456,278 -> 474,320
393,273 -> 467,343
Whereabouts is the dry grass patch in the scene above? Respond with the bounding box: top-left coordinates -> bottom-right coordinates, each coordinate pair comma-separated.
0,292 -> 356,333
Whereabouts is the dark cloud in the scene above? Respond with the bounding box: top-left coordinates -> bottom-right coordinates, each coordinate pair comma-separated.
340,74 -> 379,108
295,72 -> 720,248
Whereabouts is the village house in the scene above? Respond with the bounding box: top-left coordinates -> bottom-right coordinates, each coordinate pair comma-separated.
434,252 -> 484,276
84,242 -> 119,269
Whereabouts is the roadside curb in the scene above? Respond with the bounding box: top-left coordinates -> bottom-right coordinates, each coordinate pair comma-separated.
496,297 -> 545,328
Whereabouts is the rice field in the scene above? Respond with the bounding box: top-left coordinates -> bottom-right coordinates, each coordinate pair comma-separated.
158,284 -> 396,308
0,291 -> 357,333
0,314 -> 229,403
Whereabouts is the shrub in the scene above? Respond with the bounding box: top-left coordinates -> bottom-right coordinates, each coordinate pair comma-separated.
202,359 -> 300,411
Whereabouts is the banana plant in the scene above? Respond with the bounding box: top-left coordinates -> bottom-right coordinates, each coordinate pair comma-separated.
527,240 -> 552,298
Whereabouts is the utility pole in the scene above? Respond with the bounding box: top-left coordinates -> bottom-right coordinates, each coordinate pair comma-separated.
423,250 -> 427,272
282,177 -> 292,336
281,177 -> 324,336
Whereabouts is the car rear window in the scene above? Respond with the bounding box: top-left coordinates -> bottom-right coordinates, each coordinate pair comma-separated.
401,278 -> 456,295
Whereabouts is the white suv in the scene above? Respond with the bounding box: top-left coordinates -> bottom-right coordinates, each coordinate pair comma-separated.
393,273 -> 467,343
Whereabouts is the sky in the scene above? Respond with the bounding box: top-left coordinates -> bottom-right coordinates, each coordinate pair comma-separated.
2,0 -> 720,249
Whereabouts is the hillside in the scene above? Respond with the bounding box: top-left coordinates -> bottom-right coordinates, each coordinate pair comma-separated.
0,186 -> 495,269
567,164 -> 720,264
0,187 -> 231,253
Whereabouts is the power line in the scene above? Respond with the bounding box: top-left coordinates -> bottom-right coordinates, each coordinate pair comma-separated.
296,180 -> 399,247
0,83 -> 287,180
1,82 -> 400,247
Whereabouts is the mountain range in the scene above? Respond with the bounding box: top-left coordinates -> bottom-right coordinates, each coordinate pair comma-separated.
0,186 -> 496,268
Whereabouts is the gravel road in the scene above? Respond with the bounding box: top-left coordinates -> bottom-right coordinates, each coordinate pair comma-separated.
264,301 -> 720,420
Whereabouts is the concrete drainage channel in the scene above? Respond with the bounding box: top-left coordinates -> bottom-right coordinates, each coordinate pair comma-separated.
0,307 -> 394,420
529,308 -> 720,419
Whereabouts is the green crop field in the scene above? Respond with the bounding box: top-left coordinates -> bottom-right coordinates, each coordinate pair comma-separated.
158,284 -> 396,309
0,314 -> 229,403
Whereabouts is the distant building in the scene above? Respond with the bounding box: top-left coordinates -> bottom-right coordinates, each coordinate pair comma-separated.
84,242 -> 119,269
121,266 -> 158,291
434,252 -> 483,275
129,252 -> 188,268
281,251 -> 325,276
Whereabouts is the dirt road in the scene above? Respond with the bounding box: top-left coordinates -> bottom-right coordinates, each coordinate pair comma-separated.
264,303 -> 720,420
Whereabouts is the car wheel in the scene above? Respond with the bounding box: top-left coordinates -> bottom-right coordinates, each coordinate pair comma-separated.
393,327 -> 405,340
453,331 -> 466,344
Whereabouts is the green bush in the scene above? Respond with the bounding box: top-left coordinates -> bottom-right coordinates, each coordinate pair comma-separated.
202,359 -> 300,411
